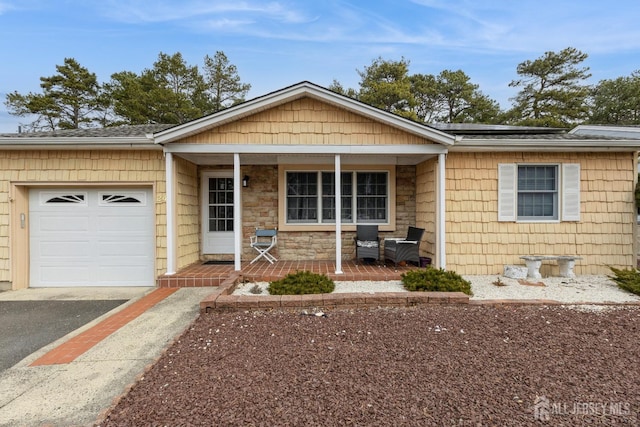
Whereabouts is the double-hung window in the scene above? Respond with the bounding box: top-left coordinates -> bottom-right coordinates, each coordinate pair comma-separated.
286,171 -> 388,224
498,163 -> 580,222
517,165 -> 558,220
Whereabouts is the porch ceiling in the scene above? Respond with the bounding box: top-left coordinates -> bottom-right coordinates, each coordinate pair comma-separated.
176,152 -> 437,166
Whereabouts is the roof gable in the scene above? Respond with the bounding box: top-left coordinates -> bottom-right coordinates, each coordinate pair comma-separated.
154,81 -> 455,146
174,96 -> 441,146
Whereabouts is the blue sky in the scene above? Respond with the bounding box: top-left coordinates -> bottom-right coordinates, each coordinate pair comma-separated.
1,0 -> 639,133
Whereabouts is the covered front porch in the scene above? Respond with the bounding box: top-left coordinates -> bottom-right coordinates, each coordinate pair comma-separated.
161,150 -> 446,278
155,82 -> 454,279
157,259 -> 423,287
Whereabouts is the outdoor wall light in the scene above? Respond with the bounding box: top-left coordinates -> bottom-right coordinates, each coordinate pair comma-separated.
243,175 -> 250,187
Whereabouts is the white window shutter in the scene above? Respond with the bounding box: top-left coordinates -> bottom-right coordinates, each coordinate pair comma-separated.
498,164 -> 516,221
562,163 -> 581,221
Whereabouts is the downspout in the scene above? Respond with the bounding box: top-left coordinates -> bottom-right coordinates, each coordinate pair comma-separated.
437,152 -> 446,270
335,154 -> 343,274
234,153 -> 242,271
165,152 -> 176,275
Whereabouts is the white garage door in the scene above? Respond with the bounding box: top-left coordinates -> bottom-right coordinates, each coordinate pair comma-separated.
29,188 -> 155,287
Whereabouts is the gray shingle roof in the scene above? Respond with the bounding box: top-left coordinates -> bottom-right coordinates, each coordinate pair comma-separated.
0,121 -> 636,146
0,124 -> 175,138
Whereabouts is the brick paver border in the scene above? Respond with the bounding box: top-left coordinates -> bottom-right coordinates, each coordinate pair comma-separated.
30,288 -> 179,366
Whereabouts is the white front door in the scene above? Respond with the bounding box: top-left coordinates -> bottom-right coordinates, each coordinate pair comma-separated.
202,172 -> 235,254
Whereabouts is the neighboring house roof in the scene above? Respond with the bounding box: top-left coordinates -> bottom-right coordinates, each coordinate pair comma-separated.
153,81 -> 456,146
435,123 -> 640,152
569,125 -> 640,139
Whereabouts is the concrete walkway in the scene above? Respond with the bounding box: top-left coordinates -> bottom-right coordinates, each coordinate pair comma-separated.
0,287 -> 215,427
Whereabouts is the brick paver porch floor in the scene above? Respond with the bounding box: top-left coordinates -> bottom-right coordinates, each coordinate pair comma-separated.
158,260 -> 423,287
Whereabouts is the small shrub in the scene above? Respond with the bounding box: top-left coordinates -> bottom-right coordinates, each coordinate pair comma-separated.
249,284 -> 263,294
401,267 -> 473,295
608,266 -> 640,296
268,270 -> 335,295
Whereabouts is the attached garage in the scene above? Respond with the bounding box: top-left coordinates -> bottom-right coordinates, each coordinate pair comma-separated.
29,188 -> 155,287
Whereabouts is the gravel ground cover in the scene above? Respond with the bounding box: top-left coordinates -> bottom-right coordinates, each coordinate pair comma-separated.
99,304 -> 640,426
467,275 -> 640,304
233,275 -> 640,304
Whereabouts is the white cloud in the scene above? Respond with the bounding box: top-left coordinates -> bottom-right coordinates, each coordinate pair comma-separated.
98,0 -> 313,24
407,0 -> 640,55
0,2 -> 12,14
204,18 -> 255,31
0,0 -> 29,15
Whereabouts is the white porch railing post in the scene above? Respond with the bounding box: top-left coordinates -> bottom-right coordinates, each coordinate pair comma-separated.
165,152 -> 176,275
234,153 -> 242,271
335,154 -> 343,274
437,153 -> 446,270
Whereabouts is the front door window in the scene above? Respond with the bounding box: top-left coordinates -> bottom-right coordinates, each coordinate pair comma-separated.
208,177 -> 234,232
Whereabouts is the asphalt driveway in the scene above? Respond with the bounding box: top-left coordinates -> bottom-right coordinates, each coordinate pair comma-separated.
0,299 -> 128,371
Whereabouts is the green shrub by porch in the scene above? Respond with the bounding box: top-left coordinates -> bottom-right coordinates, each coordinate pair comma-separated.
268,271 -> 335,295
401,267 -> 473,295
608,266 -> 640,296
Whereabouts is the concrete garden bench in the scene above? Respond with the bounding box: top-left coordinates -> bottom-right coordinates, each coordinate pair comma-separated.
519,256 -> 583,279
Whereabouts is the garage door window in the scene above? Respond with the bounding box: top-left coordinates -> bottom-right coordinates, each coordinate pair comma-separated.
99,193 -> 146,205
42,193 -> 87,205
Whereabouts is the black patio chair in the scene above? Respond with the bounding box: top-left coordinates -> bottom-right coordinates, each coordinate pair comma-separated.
384,226 -> 425,267
354,224 -> 380,264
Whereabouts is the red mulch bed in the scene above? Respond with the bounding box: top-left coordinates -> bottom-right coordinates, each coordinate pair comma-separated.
98,305 -> 640,426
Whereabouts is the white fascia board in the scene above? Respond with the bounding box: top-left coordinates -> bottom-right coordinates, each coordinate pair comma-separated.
0,137 -> 159,149
163,143 -> 448,155
450,138 -> 640,152
154,82 -> 455,146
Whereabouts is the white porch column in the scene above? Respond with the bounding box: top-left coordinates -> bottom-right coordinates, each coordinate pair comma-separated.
334,154 -> 343,274
233,153 -> 242,271
165,152 -> 176,275
437,153 -> 446,269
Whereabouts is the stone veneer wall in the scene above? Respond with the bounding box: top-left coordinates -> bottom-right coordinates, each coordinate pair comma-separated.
0,149 -> 167,282
241,165 -> 279,260
238,165 -> 417,261
392,165 -> 417,240
445,152 -> 636,275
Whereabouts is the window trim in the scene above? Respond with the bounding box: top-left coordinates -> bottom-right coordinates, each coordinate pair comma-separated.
278,164 -> 396,231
